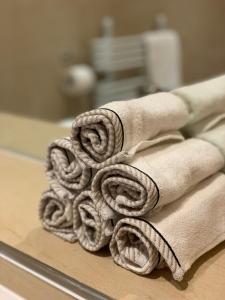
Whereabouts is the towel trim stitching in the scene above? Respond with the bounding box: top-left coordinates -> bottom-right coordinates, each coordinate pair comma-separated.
100,107 -> 125,151
122,163 -> 160,210
135,217 -> 181,267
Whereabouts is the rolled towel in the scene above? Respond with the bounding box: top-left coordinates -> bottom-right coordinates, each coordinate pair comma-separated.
73,190 -> 116,251
71,93 -> 189,168
110,173 -> 225,281
39,182 -> 77,242
197,120 -> 225,171
184,114 -> 225,172
46,137 -> 92,190
182,113 -> 225,137
92,138 -> 224,216
173,74 -> 225,124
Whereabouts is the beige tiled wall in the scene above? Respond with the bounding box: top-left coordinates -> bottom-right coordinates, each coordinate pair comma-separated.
0,0 -> 225,120
0,0 -> 111,120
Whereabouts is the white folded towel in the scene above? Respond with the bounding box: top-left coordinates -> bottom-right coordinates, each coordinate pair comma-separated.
92,138 -> 224,216
71,93 -> 189,168
46,137 -> 92,190
39,182 -> 77,242
173,74 -> 225,124
110,173 -> 225,281
73,190 -> 116,251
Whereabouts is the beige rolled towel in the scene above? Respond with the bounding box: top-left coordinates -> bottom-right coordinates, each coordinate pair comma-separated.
39,181 -> 77,242
73,190 -> 116,251
46,137 -> 92,190
182,113 -> 225,137
184,114 -> 225,172
71,93 -> 189,168
197,120 -> 225,171
92,138 -> 224,216
173,74 -> 225,124
110,173 -> 225,281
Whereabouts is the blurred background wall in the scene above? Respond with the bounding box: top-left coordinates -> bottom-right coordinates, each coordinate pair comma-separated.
0,0 -> 225,121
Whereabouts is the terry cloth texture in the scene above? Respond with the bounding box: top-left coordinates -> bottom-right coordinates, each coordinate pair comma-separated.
39,181 -> 77,242
182,113 -> 225,137
46,137 -> 92,190
110,173 -> 225,281
92,138 -> 224,216
71,92 -> 189,168
197,120 -> 225,172
73,190 -> 116,251
173,75 -> 225,125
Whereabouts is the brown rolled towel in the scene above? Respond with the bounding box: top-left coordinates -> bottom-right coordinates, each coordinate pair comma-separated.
46,137 -> 92,190
110,173 -> 225,281
71,93 -> 189,168
73,190 -> 116,251
39,181 -> 77,242
92,139 -> 224,216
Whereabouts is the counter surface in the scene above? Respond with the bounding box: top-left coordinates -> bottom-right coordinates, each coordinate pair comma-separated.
1,150 -> 225,300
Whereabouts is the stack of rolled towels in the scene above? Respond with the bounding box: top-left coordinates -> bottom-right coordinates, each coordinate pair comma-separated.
39,75 -> 225,281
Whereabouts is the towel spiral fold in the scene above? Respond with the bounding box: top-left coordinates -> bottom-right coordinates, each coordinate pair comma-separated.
73,190 -> 116,251
92,164 -> 159,216
110,218 -> 184,280
71,109 -> 124,168
46,137 -> 92,190
39,183 -> 77,242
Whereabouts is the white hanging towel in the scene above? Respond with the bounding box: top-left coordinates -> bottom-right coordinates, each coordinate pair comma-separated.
143,30 -> 182,91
